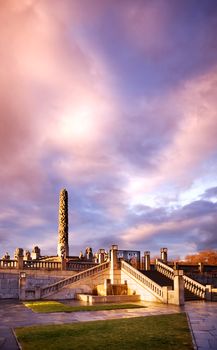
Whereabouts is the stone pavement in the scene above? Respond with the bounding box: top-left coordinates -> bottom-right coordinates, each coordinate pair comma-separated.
0,299 -> 216,349
184,301 -> 217,350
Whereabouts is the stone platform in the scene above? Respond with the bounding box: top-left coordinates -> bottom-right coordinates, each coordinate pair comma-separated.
76,293 -> 140,304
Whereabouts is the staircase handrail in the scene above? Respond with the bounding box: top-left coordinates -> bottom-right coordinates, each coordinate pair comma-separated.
156,260 -> 206,298
156,260 -> 174,280
121,260 -> 164,301
183,274 -> 206,298
41,261 -> 109,297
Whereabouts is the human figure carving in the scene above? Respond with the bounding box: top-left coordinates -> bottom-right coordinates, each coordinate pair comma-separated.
57,189 -> 69,258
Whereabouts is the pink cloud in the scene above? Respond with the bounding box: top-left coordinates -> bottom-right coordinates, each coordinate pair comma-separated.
119,0 -> 171,55
0,0 -> 116,198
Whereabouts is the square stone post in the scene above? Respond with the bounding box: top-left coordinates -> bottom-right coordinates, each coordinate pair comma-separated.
61,257 -> 66,271
144,251 -> 150,271
104,279 -> 112,295
173,270 -> 184,305
17,256 -> 24,270
98,249 -> 105,264
15,248 -> 24,270
110,245 -> 121,284
19,272 -> 27,300
160,248 -> 168,264
198,262 -> 204,273
35,286 -> 41,300
162,286 -> 169,303
205,285 -> 212,301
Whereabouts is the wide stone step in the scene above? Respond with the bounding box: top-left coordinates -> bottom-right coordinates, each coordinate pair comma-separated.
184,289 -> 202,301
139,270 -> 173,287
140,270 -> 204,301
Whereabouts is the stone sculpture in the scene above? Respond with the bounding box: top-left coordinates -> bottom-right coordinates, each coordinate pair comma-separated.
57,189 -> 69,258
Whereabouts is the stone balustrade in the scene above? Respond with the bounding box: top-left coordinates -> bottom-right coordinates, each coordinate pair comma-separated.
41,261 -> 110,298
156,259 -> 206,299
0,258 -> 98,271
121,260 -> 164,301
23,260 -> 62,270
0,259 -> 17,269
156,260 -> 174,279
66,261 -> 97,271
183,274 -> 206,298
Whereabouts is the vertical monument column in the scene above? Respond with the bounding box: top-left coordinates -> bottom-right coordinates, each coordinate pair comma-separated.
57,189 -> 69,258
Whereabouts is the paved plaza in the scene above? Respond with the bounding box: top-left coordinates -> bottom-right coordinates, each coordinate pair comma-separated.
0,300 -> 216,349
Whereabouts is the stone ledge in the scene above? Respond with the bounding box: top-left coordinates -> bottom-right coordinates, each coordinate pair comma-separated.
76,294 -> 140,304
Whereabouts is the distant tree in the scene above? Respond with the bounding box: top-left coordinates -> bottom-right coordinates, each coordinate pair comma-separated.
184,250 -> 217,264
150,255 -> 159,264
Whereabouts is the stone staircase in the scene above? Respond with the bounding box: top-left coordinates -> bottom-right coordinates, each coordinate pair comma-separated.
40,261 -> 110,298
184,289 -> 202,301
121,260 -> 164,302
37,258 -> 205,302
140,270 -> 173,287
140,269 -> 202,301
156,260 -> 206,301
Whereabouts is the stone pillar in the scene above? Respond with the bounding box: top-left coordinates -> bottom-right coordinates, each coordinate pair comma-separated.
35,286 -> 41,300
162,286 -> 173,303
173,270 -> 184,305
98,249 -> 105,264
15,248 -> 24,270
61,257 -> 67,271
198,262 -> 204,273
174,261 -> 178,270
85,247 -> 93,261
31,246 -> 41,260
205,285 -> 212,301
57,188 -> 69,258
160,248 -> 168,264
110,245 -> 121,284
24,250 -> 31,261
104,279 -> 112,295
19,272 -> 26,300
144,251 -> 150,270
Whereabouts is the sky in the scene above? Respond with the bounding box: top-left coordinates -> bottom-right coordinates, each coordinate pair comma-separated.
0,0 -> 217,260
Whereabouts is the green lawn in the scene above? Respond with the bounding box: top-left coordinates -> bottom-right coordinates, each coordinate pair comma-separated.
24,301 -> 145,313
16,313 -> 193,350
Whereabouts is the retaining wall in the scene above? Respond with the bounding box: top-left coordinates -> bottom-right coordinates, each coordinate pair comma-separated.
0,269 -> 77,299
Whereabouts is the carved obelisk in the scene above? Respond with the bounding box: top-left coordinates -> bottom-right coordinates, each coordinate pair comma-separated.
57,189 -> 69,258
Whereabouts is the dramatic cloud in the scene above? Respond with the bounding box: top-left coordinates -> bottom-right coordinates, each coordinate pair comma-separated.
0,0 -> 217,259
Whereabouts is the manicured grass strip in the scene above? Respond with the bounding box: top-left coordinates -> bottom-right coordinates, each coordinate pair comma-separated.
24,301 -> 145,313
16,313 -> 193,350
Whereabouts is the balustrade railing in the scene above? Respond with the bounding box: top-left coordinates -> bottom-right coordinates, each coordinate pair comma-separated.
41,261 -> 110,297
23,260 -> 61,270
0,258 -> 99,271
156,260 -> 174,280
121,260 -> 164,301
0,259 -> 17,269
66,261 -> 97,271
183,274 -> 206,298
156,260 -> 206,299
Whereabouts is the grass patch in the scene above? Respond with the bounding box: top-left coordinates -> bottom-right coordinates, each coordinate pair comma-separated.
16,313 -> 193,350
24,301 -> 145,313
